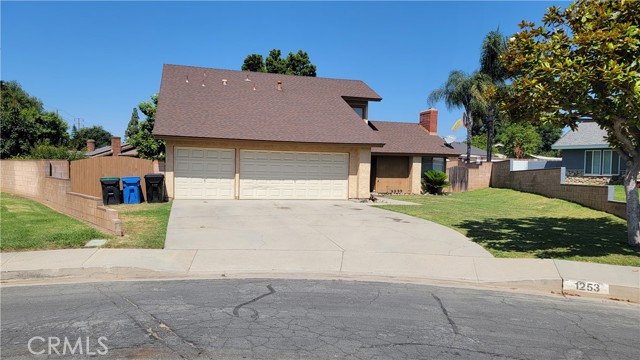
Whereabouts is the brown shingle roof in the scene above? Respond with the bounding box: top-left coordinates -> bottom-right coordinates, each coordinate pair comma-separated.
370,121 -> 460,156
154,64 -> 384,145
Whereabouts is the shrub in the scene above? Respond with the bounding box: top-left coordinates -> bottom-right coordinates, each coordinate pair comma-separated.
19,141 -> 86,160
422,170 -> 450,195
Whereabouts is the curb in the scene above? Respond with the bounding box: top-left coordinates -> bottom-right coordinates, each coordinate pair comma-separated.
2,267 -> 637,304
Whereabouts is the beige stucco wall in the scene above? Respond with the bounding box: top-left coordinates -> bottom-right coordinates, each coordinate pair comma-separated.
410,156 -> 422,194
163,137 -> 372,199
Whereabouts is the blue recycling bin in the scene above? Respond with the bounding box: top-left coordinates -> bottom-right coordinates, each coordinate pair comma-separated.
121,176 -> 142,204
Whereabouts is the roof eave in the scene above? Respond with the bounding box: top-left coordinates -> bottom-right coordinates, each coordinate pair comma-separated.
551,144 -> 610,150
156,134 -> 385,147
371,151 -> 460,157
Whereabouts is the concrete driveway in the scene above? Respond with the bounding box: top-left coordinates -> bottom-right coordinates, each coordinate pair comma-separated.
165,200 -> 491,258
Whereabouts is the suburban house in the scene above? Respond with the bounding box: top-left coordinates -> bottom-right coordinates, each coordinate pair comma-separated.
154,65 -> 462,199
368,109 -> 460,194
448,142 -> 487,162
552,120 -> 624,179
85,137 -> 138,158
154,64 -> 385,200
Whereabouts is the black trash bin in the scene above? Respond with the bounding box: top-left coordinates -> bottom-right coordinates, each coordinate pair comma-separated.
144,174 -> 166,203
100,176 -> 121,205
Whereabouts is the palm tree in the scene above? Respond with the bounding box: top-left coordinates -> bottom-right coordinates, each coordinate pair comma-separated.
428,70 -> 488,163
479,30 -> 508,161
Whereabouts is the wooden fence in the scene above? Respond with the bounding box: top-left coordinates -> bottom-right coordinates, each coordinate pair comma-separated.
70,157 -> 155,198
448,166 -> 469,192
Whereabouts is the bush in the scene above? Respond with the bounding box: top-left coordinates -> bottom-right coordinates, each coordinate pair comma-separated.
19,141 -> 85,160
422,170 -> 450,195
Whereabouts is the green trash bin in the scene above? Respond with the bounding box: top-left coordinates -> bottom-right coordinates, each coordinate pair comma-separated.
100,176 -> 121,205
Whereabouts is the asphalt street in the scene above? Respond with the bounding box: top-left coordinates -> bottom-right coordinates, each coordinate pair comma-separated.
1,279 -> 639,359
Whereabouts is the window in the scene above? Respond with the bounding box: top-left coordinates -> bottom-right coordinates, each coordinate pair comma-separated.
584,150 -> 620,176
422,156 -> 446,173
351,106 -> 364,119
433,157 -> 445,172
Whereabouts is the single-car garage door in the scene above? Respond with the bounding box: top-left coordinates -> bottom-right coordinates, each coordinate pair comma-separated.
240,150 -> 348,199
174,147 -> 235,199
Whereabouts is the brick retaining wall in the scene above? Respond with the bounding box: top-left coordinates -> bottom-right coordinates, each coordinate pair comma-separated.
0,160 -> 122,235
491,160 -> 627,219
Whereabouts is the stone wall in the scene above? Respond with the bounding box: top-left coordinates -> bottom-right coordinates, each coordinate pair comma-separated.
564,169 -> 623,185
491,160 -> 627,219
0,160 -> 122,235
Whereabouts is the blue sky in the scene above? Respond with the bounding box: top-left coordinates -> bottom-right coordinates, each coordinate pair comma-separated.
2,1 -> 565,141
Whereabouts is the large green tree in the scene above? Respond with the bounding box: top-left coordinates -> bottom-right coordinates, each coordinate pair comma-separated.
503,0 -> 640,245
128,94 -> 165,160
1,81 -> 70,158
71,126 -> 112,150
428,71 -> 489,163
241,54 -> 266,73
536,124 -> 563,156
285,50 -> 317,76
124,108 -> 140,142
241,49 -> 317,76
496,123 -> 542,159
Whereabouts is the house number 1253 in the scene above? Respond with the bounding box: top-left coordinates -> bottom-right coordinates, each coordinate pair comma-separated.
563,280 -> 609,294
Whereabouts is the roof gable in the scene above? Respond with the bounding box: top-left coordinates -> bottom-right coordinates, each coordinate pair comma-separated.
369,121 -> 460,156
552,121 -> 609,149
154,65 -> 384,145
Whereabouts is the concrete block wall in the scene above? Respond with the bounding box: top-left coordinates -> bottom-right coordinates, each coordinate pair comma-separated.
0,160 -> 122,235
446,159 -> 493,192
491,160 -> 627,219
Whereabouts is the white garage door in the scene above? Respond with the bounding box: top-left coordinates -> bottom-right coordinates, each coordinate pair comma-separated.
174,147 -> 235,199
240,150 -> 348,199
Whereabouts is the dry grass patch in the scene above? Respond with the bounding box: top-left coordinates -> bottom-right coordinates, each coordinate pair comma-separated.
105,202 -> 172,248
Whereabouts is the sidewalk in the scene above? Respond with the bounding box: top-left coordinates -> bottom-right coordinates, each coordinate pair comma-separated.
1,248 -> 638,303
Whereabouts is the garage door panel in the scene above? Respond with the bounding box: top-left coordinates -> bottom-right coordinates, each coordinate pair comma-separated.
240,150 -> 348,200
174,147 -> 235,199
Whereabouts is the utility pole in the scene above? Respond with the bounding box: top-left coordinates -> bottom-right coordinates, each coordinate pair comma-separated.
74,118 -> 84,129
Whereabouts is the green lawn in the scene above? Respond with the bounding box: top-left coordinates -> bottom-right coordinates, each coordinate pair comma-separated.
380,188 -> 640,266
614,185 -> 624,202
1,193 -> 110,251
105,202 -> 172,248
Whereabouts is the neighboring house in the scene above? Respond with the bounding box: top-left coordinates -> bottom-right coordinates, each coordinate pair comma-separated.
85,137 -> 138,158
448,142 -> 487,162
154,64 -> 384,200
552,120 -> 624,178
368,109 -> 460,194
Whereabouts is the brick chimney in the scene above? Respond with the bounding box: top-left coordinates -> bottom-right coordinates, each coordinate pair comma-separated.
111,136 -> 121,156
419,108 -> 438,135
86,139 -> 96,152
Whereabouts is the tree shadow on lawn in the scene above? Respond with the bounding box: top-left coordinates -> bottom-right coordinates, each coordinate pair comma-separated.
456,217 -> 640,260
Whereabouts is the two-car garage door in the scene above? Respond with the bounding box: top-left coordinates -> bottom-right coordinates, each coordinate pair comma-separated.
174,147 -> 348,200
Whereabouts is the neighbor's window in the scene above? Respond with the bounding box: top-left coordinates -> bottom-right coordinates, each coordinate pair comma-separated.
584,150 -> 620,176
